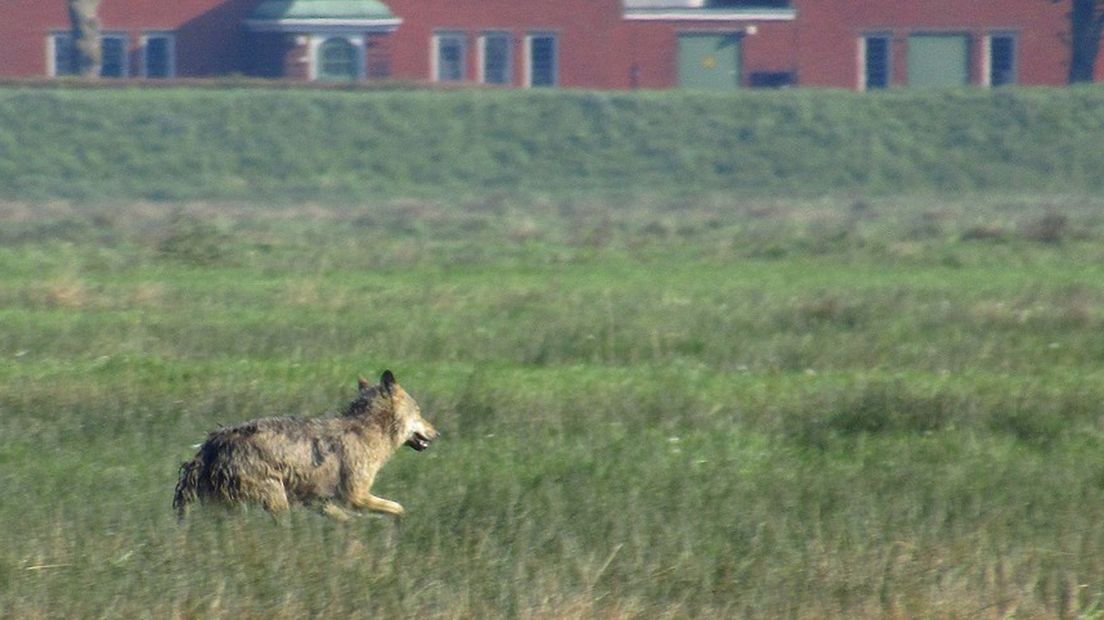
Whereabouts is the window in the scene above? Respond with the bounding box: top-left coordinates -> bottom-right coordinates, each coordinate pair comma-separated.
480,33 -> 511,85
526,33 -> 557,87
49,33 -> 75,77
142,33 -> 175,79
749,71 -> 795,88
861,35 -> 890,90
100,34 -> 128,78
50,32 -> 128,77
988,34 -> 1016,87
434,32 -> 465,82
308,36 -> 365,81
318,37 -> 358,81
907,34 -> 970,87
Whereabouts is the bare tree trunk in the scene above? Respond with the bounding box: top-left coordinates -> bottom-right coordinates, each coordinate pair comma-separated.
1068,0 -> 1104,83
67,0 -> 102,78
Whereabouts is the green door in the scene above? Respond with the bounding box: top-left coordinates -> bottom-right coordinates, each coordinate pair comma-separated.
907,35 -> 969,87
678,34 -> 741,90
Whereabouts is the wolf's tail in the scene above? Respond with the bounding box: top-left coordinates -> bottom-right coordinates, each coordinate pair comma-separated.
173,455 -> 204,522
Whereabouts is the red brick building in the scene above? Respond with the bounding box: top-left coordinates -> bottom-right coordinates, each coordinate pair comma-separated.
795,1 -> 1073,89
0,0 -> 1095,89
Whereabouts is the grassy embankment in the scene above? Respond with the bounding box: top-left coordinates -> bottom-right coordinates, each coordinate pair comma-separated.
1,86 -> 1104,200
3,194 -> 1104,617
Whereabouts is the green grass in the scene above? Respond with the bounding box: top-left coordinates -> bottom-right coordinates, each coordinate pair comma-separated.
4,86 -> 1104,200
2,193 -> 1104,617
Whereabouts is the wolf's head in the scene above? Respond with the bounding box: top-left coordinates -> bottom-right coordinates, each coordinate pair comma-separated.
353,370 -> 438,452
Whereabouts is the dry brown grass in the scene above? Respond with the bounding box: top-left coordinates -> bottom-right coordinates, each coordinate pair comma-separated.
25,277 -> 93,309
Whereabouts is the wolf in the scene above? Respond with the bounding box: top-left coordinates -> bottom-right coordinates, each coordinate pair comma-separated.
173,370 -> 437,523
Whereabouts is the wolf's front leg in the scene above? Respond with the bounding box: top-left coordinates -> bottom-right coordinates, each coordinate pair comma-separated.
354,495 -> 405,546
350,493 -> 405,522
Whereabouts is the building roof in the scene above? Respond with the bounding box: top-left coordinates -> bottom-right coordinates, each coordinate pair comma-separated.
625,0 -> 708,6
623,7 -> 795,21
622,1 -> 795,20
623,0 -> 790,6
250,0 -> 396,20
246,0 -> 401,32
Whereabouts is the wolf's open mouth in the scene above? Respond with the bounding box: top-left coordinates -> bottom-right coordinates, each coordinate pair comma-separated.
406,432 -> 432,451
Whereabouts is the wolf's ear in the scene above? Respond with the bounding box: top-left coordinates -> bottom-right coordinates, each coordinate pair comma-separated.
358,376 -> 372,390
380,369 -> 396,393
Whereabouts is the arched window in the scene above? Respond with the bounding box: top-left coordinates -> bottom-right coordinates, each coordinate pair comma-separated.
318,37 -> 358,81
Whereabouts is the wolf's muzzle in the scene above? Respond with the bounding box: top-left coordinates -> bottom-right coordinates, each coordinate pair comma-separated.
406,431 -> 433,451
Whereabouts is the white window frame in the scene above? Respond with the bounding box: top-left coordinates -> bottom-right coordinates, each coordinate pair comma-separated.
982,32 -> 1017,88
49,31 -> 130,78
140,32 -> 176,79
308,34 -> 366,81
858,33 -> 891,91
478,31 -> 512,85
432,31 -> 467,82
524,32 -> 558,88
47,32 -> 74,77
99,32 -> 129,78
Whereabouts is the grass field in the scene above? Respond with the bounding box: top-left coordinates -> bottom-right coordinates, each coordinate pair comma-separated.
3,193 -> 1104,618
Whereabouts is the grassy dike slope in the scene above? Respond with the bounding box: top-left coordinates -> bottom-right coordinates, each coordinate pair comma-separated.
1,86 -> 1104,200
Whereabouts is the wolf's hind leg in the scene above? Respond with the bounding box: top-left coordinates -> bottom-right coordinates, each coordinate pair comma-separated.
257,478 -> 290,522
